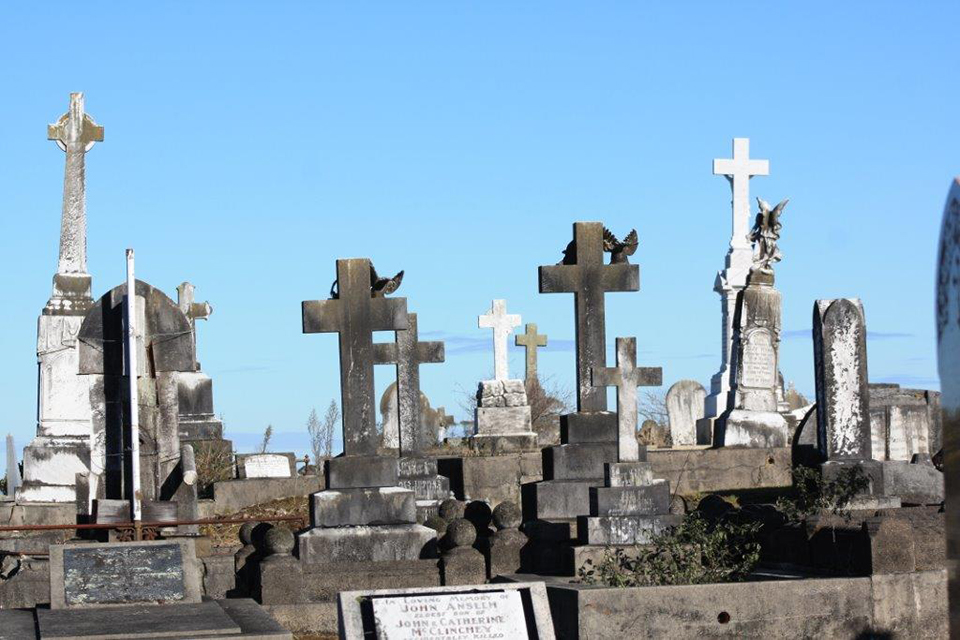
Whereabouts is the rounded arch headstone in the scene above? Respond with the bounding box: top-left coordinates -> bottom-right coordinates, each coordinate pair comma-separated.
665,380 -> 707,446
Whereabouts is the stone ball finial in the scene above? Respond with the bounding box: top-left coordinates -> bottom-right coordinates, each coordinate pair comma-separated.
465,500 -> 493,532
492,501 -> 522,530
446,518 -> 477,548
239,521 -> 258,546
264,526 -> 295,556
252,522 -> 275,552
438,499 -> 466,523
424,515 -> 448,536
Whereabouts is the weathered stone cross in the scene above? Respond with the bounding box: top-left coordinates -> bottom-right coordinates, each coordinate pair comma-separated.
374,313 -> 444,455
591,337 -> 662,462
177,282 -> 213,370
48,93 -> 103,278
302,258 -> 408,456
515,323 -> 548,383
435,407 -> 455,440
540,222 -> 639,412
479,299 -> 521,381
714,138 -> 769,253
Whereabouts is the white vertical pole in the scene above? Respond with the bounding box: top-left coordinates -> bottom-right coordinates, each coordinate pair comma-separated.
125,249 -> 142,526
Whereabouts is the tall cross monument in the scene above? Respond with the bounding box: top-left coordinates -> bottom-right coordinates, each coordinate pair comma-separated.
177,282 -> 213,371
704,138 -> 769,423
478,299 -> 521,381
515,323 -> 548,383
20,94 -> 103,503
591,337 -> 662,462
539,222 -> 639,412
302,259 -> 408,457
374,313 -> 444,454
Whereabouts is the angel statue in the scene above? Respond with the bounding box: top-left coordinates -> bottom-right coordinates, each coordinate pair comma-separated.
749,198 -> 789,273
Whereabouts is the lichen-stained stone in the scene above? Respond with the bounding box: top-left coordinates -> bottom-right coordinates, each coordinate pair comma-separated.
814,298 -> 871,460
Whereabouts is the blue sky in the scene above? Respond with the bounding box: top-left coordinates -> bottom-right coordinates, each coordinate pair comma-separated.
0,3 -> 956,457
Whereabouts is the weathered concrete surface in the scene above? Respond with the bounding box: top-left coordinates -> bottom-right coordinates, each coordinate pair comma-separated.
444,452 -> 542,507
203,475 -> 323,516
0,556 -> 50,608
647,446 -> 791,494
543,570 -> 946,639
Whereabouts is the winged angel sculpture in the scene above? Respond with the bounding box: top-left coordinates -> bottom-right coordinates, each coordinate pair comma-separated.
749,198 -> 789,273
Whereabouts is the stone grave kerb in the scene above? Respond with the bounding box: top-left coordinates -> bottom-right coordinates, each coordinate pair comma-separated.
373,312 -> 444,456
591,337 -> 662,462
539,222 -> 639,413
302,258 -> 408,462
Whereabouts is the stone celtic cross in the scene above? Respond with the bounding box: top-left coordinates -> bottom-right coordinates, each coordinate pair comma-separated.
539,222 -> 639,412
177,282 -> 213,370
303,258 -> 408,456
48,93 -> 103,277
374,313 -> 444,455
714,138 -> 769,253
515,323 -> 547,383
591,337 -> 662,462
479,299 -> 521,381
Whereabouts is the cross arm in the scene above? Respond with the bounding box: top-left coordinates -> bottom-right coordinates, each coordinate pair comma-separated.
373,342 -> 399,365
634,367 -> 663,387
590,366 -> 621,388
302,299 -> 342,334
370,297 -> 409,332
417,341 -> 445,364
599,263 -> 640,292
539,265 -> 577,294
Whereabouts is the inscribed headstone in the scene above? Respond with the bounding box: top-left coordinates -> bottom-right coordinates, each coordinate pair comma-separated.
242,453 -> 293,478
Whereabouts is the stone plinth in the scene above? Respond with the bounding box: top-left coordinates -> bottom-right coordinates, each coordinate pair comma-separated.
470,380 -> 538,454
715,270 -> 788,447
398,456 -> 452,522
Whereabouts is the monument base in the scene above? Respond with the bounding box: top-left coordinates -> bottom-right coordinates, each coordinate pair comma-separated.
469,433 -> 539,455
297,523 -> 436,564
714,410 -> 788,448
17,437 -> 91,504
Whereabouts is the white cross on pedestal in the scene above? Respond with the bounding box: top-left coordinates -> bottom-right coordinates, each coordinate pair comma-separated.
479,299 -> 521,381
714,138 -> 768,251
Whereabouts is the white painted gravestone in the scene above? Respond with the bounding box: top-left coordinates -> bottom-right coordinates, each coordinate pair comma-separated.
666,380 -> 707,446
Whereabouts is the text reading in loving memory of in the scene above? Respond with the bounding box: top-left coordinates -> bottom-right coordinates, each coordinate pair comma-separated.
372,591 -> 529,640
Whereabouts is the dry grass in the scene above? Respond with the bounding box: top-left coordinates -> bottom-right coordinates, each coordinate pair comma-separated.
199,495 -> 310,548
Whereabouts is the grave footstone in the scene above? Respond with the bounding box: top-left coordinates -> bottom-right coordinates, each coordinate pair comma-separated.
936,176 -> 960,635
337,582 -> 556,640
237,452 -> 295,478
19,93 -> 102,504
665,380 -> 707,447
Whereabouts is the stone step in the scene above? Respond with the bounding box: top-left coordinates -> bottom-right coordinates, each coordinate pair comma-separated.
605,462 -> 655,487
311,487 -> 416,527
543,443 -> 618,481
579,513 -> 682,545
590,480 -> 670,516
560,412 -> 620,445
470,433 -> 539,455
297,524 -> 436,564
476,406 -> 533,435
522,479 -> 598,521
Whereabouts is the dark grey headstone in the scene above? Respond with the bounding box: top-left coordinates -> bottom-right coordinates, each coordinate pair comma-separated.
49,539 -> 201,609
539,222 -> 639,413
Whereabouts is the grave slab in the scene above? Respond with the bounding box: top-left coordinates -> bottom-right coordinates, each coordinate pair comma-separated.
37,601 -> 238,639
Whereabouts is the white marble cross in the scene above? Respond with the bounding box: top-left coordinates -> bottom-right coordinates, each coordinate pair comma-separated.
479,299 -> 521,381
714,138 -> 768,252
48,93 -> 103,276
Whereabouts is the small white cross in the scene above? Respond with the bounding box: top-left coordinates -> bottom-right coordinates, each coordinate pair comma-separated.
714,138 -> 769,251
478,299 -> 521,381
